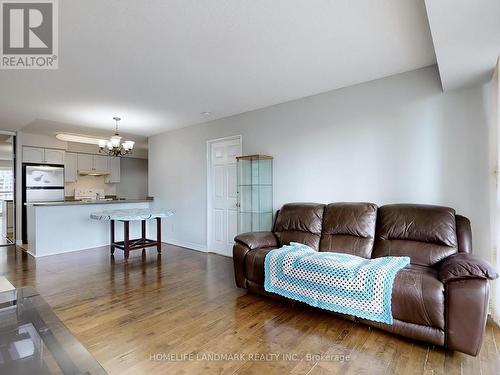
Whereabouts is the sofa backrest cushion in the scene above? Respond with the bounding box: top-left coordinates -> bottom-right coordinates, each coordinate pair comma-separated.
319,203 -> 377,258
274,203 -> 325,250
373,204 -> 458,266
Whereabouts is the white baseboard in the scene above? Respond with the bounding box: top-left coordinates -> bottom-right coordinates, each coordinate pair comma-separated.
26,245 -> 107,258
21,239 -> 209,258
165,239 -> 207,253
491,301 -> 500,325
493,312 -> 500,326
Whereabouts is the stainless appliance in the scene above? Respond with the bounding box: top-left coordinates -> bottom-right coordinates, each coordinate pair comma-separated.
78,170 -> 109,176
22,164 -> 65,244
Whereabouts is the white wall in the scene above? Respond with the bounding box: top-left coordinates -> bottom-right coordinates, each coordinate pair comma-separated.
22,132 -> 67,149
0,160 -> 13,168
149,66 -> 492,260
117,158 -> 148,199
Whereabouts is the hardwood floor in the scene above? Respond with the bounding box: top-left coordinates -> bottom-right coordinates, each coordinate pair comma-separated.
0,244 -> 499,374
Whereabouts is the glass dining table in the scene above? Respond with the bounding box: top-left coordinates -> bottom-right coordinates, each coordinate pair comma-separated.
0,287 -> 106,374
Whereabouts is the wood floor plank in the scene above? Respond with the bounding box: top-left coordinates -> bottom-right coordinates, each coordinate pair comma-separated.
0,245 -> 498,374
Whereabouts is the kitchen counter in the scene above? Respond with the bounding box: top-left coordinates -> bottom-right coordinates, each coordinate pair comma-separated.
26,199 -> 152,207
26,200 -> 156,257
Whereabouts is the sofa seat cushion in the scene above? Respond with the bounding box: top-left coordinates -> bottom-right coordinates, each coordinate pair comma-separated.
392,264 -> 444,329
245,249 -> 444,330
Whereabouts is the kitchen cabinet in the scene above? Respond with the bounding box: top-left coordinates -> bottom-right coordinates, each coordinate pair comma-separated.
23,147 -> 65,165
105,157 -> 121,183
77,154 -> 93,171
65,153 -> 78,182
77,154 -> 109,172
23,147 -> 44,163
93,155 -> 108,171
24,147 -> 124,184
44,149 -> 65,164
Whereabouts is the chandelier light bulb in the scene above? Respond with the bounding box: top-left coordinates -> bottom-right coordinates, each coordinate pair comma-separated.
110,135 -> 122,147
98,117 -> 135,157
122,140 -> 135,151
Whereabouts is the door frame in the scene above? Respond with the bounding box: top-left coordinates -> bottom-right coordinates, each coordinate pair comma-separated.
206,135 -> 242,256
0,131 -> 16,247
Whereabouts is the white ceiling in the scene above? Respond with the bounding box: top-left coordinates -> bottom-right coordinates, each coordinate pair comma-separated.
0,0 -> 437,138
425,0 -> 500,91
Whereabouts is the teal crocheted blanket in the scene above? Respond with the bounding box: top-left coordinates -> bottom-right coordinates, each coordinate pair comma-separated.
264,242 -> 410,324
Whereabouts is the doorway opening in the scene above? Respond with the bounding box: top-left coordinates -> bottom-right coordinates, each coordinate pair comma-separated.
0,133 -> 16,246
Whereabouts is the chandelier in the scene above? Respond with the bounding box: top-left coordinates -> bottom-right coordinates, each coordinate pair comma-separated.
98,117 -> 135,157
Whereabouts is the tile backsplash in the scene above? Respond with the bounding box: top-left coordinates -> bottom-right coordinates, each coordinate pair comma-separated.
65,175 -> 116,197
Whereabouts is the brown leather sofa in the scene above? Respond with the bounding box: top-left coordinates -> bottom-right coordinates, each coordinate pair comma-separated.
233,203 -> 498,356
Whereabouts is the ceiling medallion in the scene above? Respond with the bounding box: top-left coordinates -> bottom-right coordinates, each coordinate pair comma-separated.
98,117 -> 135,157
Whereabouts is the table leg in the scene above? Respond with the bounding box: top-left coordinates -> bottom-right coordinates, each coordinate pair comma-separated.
142,219 -> 146,244
156,217 -> 162,253
110,220 -> 115,255
124,221 -> 130,259
142,220 -> 146,255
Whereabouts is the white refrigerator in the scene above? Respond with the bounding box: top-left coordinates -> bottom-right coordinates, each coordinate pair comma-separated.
25,165 -> 65,202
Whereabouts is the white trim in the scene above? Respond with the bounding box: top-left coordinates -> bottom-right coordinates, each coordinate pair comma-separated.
24,240 -> 218,258
26,245 -> 95,258
494,311 -> 500,326
165,239 -> 207,253
206,135 -> 242,255
26,240 -> 208,258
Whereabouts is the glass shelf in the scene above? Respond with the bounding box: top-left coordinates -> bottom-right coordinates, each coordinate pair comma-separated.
238,184 -> 273,187
237,155 -> 273,233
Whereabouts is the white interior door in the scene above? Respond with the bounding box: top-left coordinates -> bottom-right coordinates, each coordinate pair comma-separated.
208,137 -> 241,256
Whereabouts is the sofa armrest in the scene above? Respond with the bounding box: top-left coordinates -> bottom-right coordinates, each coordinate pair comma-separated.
438,253 -> 498,283
234,231 -> 278,250
233,232 -> 278,289
445,278 -> 490,355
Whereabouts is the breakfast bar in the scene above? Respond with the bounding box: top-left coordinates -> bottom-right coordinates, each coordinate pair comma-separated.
26,200 -> 154,257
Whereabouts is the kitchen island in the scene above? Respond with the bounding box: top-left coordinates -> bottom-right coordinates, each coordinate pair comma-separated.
26,199 -> 154,257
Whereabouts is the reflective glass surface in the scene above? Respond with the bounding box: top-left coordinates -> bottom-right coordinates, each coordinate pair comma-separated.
0,288 -> 106,375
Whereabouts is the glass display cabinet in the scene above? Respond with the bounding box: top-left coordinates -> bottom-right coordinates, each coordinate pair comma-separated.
236,154 -> 273,234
